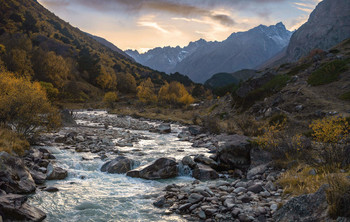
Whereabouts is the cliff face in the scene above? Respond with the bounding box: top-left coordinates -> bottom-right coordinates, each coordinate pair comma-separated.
286,0 -> 350,61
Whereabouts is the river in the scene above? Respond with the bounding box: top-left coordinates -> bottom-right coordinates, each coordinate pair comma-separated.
28,110 -> 212,222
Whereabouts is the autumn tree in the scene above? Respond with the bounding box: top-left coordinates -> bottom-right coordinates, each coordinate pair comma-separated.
158,81 -> 195,106
103,91 -> 118,109
117,72 -> 137,93
32,49 -> 69,88
137,77 -> 157,103
95,65 -> 117,90
0,71 -> 61,137
5,49 -> 34,78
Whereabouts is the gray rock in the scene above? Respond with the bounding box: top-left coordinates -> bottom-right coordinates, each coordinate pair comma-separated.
265,181 -> 277,192
235,181 -> 248,188
194,154 -> 218,169
247,164 -> 268,179
43,187 -> 59,193
188,126 -> 202,136
153,196 -> 166,208
216,134 -> 252,171
247,184 -> 264,194
0,194 -> 46,221
309,169 -> 317,176
274,185 -> 329,222
0,152 -> 36,194
126,157 -> 177,180
156,124 -> 171,134
234,187 -> 247,193
223,198 -> 235,209
192,164 -> 219,180
198,210 -> 206,219
101,156 -> 134,174
188,193 -> 204,204
182,156 -> 197,169
46,164 -> 68,180
270,204 -> 278,212
29,170 -> 46,185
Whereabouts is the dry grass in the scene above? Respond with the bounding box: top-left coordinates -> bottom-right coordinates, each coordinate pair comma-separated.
0,128 -> 29,156
327,174 -> 350,218
277,164 -> 350,197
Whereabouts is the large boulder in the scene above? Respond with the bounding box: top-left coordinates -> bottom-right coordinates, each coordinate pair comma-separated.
194,154 -> 218,169
46,163 -> 68,180
192,164 -> 219,180
156,124 -> 171,134
0,152 -> 36,194
101,156 -> 134,174
0,194 -> 46,221
274,185 -> 329,221
126,157 -> 177,180
215,135 -> 252,171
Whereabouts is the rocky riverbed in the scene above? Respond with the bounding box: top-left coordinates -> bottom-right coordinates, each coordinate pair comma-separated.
1,110 -> 324,222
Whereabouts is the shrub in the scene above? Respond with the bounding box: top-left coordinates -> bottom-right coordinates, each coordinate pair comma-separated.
40,81 -> 59,101
269,113 -> 288,125
202,116 -> 221,134
307,60 -> 348,86
327,174 -> 350,219
0,128 -> 29,156
103,91 -> 118,109
235,114 -> 264,137
0,72 -> 60,137
309,116 -> 349,144
287,63 -> 312,76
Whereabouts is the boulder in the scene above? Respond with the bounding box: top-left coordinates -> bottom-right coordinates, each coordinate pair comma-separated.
156,124 -> 171,134
46,164 -> 68,180
126,157 -> 177,180
250,147 -> 272,168
247,184 -> 264,194
188,126 -> 202,136
0,152 -> 36,194
215,135 -> 252,171
0,194 -> 46,221
194,154 -> 218,169
29,170 -> 46,185
247,164 -> 268,179
182,156 -> 197,169
43,187 -> 59,193
101,156 -> 134,174
274,185 -> 329,221
192,164 -> 219,180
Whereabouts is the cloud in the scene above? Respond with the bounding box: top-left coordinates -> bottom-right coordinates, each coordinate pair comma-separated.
137,21 -> 169,33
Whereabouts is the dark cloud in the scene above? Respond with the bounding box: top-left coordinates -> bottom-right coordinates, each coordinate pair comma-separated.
40,0 -> 289,26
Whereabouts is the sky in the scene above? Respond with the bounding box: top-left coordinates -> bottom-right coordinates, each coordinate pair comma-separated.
38,0 -> 322,53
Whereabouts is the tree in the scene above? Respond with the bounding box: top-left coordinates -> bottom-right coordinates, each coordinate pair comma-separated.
95,65 -> 117,90
6,49 -> 34,78
0,71 -> 61,137
33,50 -> 69,88
117,72 -> 137,93
137,78 -> 157,103
158,81 -> 195,106
103,91 -> 118,109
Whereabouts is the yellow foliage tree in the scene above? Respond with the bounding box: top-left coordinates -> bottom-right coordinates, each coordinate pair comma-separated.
6,49 -> 34,78
158,81 -> 194,106
103,91 -> 118,109
0,71 -> 61,137
96,65 -> 117,90
137,78 -> 157,103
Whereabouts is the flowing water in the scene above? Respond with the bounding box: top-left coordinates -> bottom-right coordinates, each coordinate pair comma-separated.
28,111 -> 211,222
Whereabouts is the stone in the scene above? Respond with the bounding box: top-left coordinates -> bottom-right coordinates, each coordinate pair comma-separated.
234,187 -> 247,193
182,156 -> 197,169
126,157 -> 177,180
60,109 -> 77,127
247,164 -> 268,179
198,210 -> 206,219
247,184 -> 264,194
156,124 -> 171,134
188,126 -> 202,136
0,194 -> 46,221
29,170 -> 46,185
194,154 -> 218,169
223,198 -> 235,209
188,193 -> 204,204
178,203 -> 191,212
274,185 -> 329,222
192,164 -> 219,181
235,181 -> 247,188
270,204 -> 278,212
309,169 -> 317,176
101,156 -> 134,174
153,196 -> 166,208
0,152 -> 36,194
46,164 -> 68,180
43,187 -> 59,193
265,181 -> 277,192
216,134 -> 252,171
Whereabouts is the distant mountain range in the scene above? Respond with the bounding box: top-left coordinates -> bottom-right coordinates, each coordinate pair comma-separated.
126,22 -> 292,83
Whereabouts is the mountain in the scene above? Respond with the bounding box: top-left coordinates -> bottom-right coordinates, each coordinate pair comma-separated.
126,23 -> 292,83
125,39 -> 206,74
204,69 -> 259,89
0,0 -> 192,101
283,0 -> 350,62
85,33 -> 134,61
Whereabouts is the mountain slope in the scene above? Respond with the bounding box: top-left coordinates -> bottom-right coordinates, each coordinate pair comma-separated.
126,23 -> 292,83
204,69 -> 259,89
284,0 -> 350,62
85,33 -> 134,61
0,0 -> 192,101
